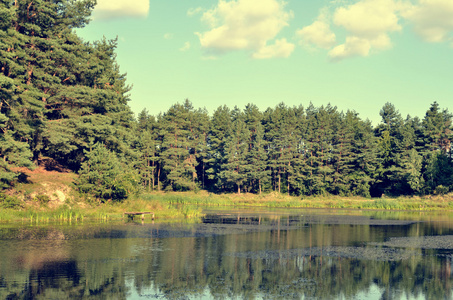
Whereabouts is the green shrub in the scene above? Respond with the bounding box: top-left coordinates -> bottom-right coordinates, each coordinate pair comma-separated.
76,143 -> 139,202
434,185 -> 449,195
0,193 -> 22,209
34,194 -> 50,204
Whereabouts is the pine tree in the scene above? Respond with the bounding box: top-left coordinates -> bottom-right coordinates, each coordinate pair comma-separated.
0,112 -> 34,189
348,115 -> 378,197
373,103 -> 404,195
424,152 -> 453,194
220,108 -> 249,194
1,0 -> 135,173
192,107 -> 210,190
330,111 -> 355,195
421,102 -> 452,154
285,105 -> 306,196
42,37 -> 135,170
301,103 -> 318,195
134,109 -> 159,191
1,0 -> 98,186
244,104 -> 269,194
158,100 -> 206,191
263,103 -> 301,194
302,104 -> 337,195
316,105 -> 336,194
206,105 -> 232,192
159,102 -> 191,190
421,103 -> 453,193
1,0 -> 97,161
391,116 -> 423,194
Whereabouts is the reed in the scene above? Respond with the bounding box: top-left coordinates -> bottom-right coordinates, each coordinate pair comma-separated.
138,191 -> 453,212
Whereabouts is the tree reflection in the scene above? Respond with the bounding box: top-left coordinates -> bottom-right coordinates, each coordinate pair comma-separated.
0,216 -> 453,299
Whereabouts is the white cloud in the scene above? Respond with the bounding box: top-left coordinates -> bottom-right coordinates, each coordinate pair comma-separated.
328,34 -> 393,61
93,0 -> 150,20
297,20 -> 336,49
333,0 -> 402,38
187,7 -> 203,17
329,0 -> 348,4
252,38 -> 295,59
180,42 -> 191,52
402,0 -> 453,43
328,36 -> 367,61
164,33 -> 173,40
297,0 -> 453,61
328,0 -> 404,61
195,0 -> 294,59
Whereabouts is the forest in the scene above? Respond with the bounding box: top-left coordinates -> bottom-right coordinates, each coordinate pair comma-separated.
1,0 -> 452,201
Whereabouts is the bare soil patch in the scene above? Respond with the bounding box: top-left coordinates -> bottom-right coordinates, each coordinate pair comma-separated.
11,166 -> 77,208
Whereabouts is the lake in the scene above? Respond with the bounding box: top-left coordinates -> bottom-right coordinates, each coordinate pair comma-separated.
1,208 -> 453,299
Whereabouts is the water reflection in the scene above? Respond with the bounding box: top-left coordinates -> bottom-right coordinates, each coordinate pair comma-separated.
1,210 -> 453,299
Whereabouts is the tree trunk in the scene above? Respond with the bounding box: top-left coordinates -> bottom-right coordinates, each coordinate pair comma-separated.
157,165 -> 161,191
288,161 -> 291,195
147,157 -> 151,191
152,159 -> 155,191
287,178 -> 290,196
259,179 -> 262,195
202,162 -> 205,189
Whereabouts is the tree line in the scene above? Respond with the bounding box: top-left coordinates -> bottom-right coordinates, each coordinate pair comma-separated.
133,100 -> 452,198
1,0 -> 452,200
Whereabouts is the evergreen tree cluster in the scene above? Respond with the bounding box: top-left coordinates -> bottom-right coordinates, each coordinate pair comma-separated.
135,101 -> 453,197
1,1 -> 452,200
1,0 -> 137,199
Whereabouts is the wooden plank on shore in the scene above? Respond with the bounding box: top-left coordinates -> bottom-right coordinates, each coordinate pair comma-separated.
124,212 -> 155,220
124,212 -> 154,215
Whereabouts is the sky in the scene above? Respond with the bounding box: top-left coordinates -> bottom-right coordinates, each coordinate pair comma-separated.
77,0 -> 453,125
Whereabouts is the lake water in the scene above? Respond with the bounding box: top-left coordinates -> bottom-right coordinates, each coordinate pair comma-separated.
1,208 -> 453,299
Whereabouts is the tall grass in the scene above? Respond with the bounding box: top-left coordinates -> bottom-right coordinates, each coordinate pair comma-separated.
1,191 -> 452,225
363,199 -> 402,210
138,191 -> 453,212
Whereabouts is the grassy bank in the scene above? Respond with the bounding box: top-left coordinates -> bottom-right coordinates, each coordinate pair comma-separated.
2,166 -> 452,224
142,191 -> 453,211
2,190 -> 453,224
0,196 -> 204,224
0,167 -> 202,224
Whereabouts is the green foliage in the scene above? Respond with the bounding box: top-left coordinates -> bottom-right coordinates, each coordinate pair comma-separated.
0,193 -> 21,209
401,148 -> 423,193
0,112 -> 35,189
220,108 -> 250,194
424,152 -> 453,194
158,100 -> 209,191
434,185 -> 449,195
1,0 -> 452,200
422,102 -> 452,153
134,109 -> 159,191
76,143 -> 139,201
1,0 -> 134,194
244,104 -> 269,194
264,103 -> 303,195
33,194 -> 50,204
205,105 -> 232,192
134,101 -> 451,198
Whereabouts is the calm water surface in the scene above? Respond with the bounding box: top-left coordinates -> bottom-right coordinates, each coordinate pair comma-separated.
1,208 -> 453,299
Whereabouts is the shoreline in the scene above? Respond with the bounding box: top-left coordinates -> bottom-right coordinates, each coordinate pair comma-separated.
1,190 -> 453,224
